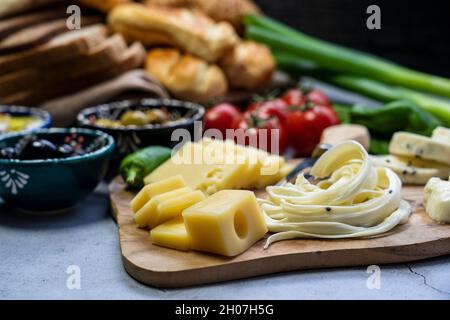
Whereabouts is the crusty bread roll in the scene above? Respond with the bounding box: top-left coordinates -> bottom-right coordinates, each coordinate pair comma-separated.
144,0 -> 260,30
108,3 -> 238,62
77,0 -> 131,13
111,21 -> 176,47
220,41 -> 276,90
146,48 -> 228,103
143,0 -> 192,6
193,0 -> 260,30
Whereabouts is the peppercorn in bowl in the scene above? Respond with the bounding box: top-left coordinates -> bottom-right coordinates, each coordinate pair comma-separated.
0,128 -> 115,213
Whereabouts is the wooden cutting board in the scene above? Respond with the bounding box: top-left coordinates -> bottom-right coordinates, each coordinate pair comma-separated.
109,175 -> 450,288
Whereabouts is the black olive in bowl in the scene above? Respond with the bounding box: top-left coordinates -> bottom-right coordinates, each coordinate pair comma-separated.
77,99 -> 205,166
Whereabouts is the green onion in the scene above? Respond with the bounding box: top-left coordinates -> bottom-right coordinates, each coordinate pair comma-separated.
274,53 -> 450,126
245,15 -> 450,99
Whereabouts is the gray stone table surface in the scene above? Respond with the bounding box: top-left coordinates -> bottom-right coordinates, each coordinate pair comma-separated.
1,184 -> 449,300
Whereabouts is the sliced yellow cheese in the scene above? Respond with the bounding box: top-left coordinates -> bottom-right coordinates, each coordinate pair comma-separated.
183,190 -> 268,257
131,175 -> 186,213
150,217 -> 191,251
150,190 -> 206,228
134,187 -> 192,228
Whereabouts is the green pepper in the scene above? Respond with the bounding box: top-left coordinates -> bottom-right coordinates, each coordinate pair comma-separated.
368,138 -> 390,155
330,101 -> 442,155
350,100 -> 442,138
120,146 -> 172,189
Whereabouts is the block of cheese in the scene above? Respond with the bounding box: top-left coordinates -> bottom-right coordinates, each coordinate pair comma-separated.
254,155 -> 288,189
389,132 -> 450,165
131,175 -> 186,213
150,217 -> 191,251
431,126 -> 450,144
182,190 -> 268,257
144,139 -> 288,194
144,141 -> 248,195
372,155 -> 450,185
199,139 -> 285,191
135,187 -> 192,227
199,138 -> 288,190
201,138 -> 261,189
424,178 -> 450,223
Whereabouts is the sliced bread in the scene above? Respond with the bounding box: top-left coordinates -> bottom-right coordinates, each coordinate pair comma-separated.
1,42 -> 146,105
0,15 -> 103,55
0,24 -> 108,74
0,0 -> 63,18
0,8 -> 67,39
0,34 -> 128,97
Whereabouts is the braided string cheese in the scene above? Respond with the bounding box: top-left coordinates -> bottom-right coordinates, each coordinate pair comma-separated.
260,141 -> 412,248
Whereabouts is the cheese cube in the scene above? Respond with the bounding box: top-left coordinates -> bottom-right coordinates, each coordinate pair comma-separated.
424,178 -> 450,224
150,190 -> 206,228
134,187 -> 192,227
432,126 -> 450,144
182,190 -> 268,257
150,217 -> 191,251
131,175 -> 186,213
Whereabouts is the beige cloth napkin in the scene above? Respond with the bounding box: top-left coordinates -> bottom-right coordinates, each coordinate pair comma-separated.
41,69 -> 169,127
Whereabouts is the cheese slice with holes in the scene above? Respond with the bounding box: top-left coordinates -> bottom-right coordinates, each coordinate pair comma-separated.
144,142 -> 247,194
144,139 -> 286,194
182,190 -> 268,257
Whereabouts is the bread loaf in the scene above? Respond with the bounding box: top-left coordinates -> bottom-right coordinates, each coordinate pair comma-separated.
192,0 -> 260,30
144,0 -> 261,30
77,0 -> 131,13
108,3 -> 238,62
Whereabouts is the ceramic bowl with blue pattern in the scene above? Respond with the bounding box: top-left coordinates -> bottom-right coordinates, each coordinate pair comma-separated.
0,128 -> 115,213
